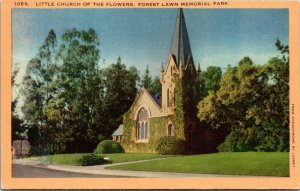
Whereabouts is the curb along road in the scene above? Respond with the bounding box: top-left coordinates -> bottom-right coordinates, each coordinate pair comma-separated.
12,158 -> 257,178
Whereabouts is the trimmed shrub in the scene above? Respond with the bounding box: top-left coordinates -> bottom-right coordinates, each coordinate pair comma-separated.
79,154 -> 108,166
94,140 -> 124,154
217,131 -> 255,152
156,136 -> 184,155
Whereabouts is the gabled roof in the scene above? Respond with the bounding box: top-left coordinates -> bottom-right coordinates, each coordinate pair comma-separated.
134,87 -> 161,110
149,93 -> 161,108
169,8 -> 194,68
112,124 -> 124,136
126,87 -> 162,119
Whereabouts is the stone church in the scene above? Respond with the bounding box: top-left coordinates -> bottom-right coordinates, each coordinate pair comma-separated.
113,8 -> 223,153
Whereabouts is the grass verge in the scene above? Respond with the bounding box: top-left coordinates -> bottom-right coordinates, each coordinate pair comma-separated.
107,152 -> 289,177
27,153 -> 172,165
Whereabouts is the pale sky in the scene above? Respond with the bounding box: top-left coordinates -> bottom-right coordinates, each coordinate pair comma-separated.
12,8 -> 288,86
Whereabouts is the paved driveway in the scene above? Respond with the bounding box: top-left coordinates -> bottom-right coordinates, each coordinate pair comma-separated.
13,158 -> 242,178
13,164 -> 129,178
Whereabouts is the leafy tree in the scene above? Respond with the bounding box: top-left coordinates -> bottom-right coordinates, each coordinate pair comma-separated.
197,41 -> 289,152
21,28 -> 141,154
12,64 -> 26,142
201,66 -> 222,96
22,58 -> 46,127
238,56 -> 253,66
275,38 -> 289,61
12,116 -> 24,142
22,30 -> 57,125
103,57 -> 139,138
21,30 -> 58,154
21,62 -> 45,154
53,28 -> 104,152
248,40 -> 289,151
21,28 -> 105,153
198,57 -> 260,151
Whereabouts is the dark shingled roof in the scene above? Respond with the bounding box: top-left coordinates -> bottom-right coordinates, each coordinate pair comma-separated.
169,8 -> 194,67
149,93 -> 161,108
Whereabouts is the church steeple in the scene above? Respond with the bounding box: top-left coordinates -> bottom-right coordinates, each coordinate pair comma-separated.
169,8 -> 194,68
161,8 -> 197,113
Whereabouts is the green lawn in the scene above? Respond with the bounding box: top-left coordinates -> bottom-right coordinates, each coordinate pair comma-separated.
107,152 -> 289,177
28,153 -> 172,166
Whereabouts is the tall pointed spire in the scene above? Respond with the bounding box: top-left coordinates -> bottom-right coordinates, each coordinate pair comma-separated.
169,8 -> 193,67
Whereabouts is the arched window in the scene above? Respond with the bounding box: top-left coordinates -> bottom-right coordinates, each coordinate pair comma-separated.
167,124 -> 174,136
137,123 -> 140,140
136,108 -> 149,141
141,122 -> 145,140
145,122 -> 148,140
167,89 -> 169,107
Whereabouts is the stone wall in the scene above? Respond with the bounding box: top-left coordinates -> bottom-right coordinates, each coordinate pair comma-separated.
122,116 -> 169,153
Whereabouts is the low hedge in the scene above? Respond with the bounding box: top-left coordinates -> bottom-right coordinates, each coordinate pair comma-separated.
156,136 -> 185,155
94,140 -> 125,154
79,154 -> 109,166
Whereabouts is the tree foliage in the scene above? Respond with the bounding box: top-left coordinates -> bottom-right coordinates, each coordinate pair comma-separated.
197,40 -> 289,152
148,76 -> 161,94
201,66 -> 222,96
21,30 -> 58,154
102,57 -> 139,139
140,65 -> 152,89
140,65 -> 162,94
12,64 -> 26,142
21,29 -> 139,154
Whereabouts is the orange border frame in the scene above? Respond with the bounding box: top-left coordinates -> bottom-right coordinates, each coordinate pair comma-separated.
1,0 -> 300,189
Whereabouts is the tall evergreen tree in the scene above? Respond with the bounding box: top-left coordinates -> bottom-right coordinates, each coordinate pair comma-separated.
140,65 -> 152,89
140,66 -> 162,94
103,57 -> 139,137
148,76 -> 161,94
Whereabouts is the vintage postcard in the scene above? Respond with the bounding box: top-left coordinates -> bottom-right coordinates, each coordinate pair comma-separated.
1,0 -> 300,189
